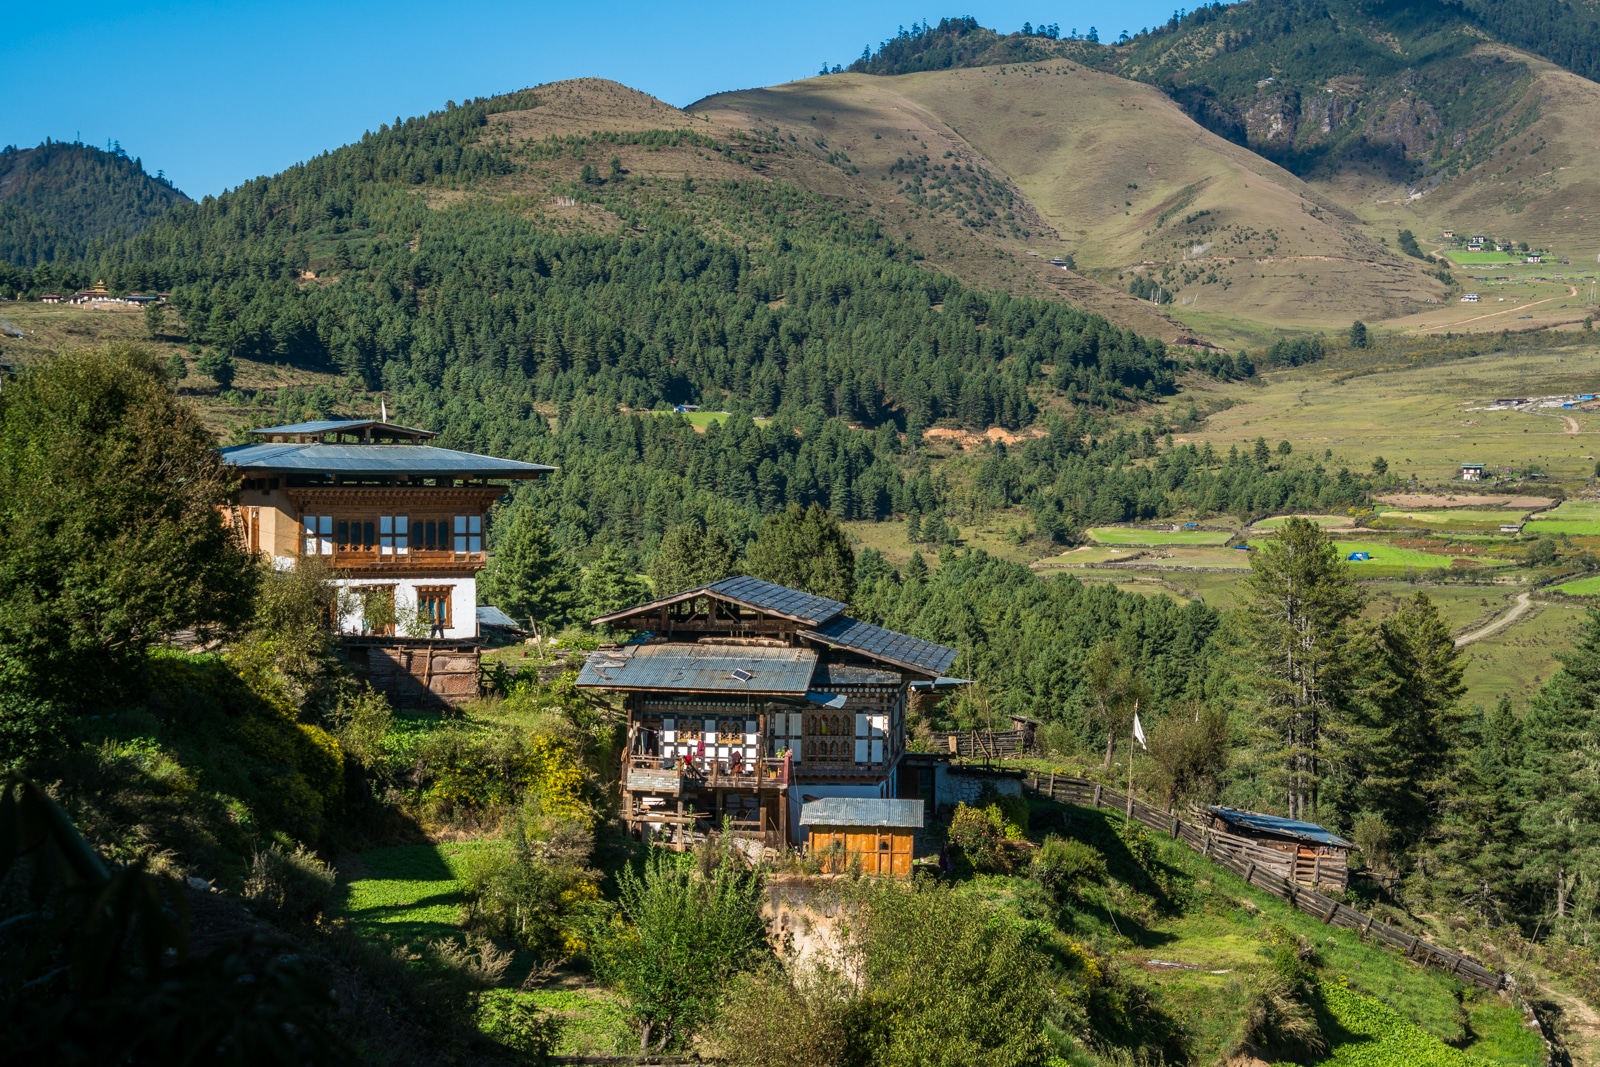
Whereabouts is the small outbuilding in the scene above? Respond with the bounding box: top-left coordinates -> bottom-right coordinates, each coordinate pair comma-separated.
1205,806 -> 1354,889
801,797 -> 923,877
1461,462 -> 1486,481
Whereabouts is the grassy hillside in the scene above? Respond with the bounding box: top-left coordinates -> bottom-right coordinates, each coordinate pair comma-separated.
0,141 -> 188,266
692,62 -> 1443,335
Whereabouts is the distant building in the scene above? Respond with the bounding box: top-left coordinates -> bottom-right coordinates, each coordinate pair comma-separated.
1442,229 -> 1456,239
219,418 -> 554,642
1461,462 -> 1486,481
39,294 -> 61,304
70,281 -> 115,305
1527,254 -> 1543,264
1462,293 -> 1481,303
673,404 -> 700,413
1501,524 -> 1524,534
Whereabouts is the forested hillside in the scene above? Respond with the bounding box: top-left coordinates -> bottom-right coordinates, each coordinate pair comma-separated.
0,141 -> 188,266
0,86 -> 1349,566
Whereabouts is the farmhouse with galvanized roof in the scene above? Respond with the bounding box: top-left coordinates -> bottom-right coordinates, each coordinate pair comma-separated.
220,418 -> 553,642
577,576 -> 963,852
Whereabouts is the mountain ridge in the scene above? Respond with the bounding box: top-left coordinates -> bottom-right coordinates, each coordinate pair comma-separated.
0,141 -> 188,267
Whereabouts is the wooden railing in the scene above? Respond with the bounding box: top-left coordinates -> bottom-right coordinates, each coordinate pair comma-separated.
1027,774 -> 1507,992
625,756 -> 789,792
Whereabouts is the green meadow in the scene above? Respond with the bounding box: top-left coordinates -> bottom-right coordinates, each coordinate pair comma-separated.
1088,527 -> 1235,546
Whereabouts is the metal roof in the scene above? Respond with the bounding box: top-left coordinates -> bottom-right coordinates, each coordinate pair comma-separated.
801,616 -> 958,677
591,575 -> 847,627
575,643 -> 817,694
250,419 -> 437,439
799,797 -> 925,829
220,442 -> 554,479
476,606 -> 522,629
1206,806 -> 1355,849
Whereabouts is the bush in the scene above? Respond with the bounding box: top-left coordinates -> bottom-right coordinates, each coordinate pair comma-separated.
243,842 -> 338,923
948,802 -> 1015,873
714,964 -> 864,1067
476,989 -> 563,1057
587,849 -> 768,1052
1032,836 -> 1108,898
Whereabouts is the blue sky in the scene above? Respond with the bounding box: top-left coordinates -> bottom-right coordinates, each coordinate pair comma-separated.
1,1 -> 1204,196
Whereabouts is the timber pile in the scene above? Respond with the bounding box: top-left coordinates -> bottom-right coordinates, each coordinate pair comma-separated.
1027,775 -> 1507,992
944,729 -> 1032,759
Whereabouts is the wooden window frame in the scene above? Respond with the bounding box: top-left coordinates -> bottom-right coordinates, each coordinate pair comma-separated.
417,585 -> 455,633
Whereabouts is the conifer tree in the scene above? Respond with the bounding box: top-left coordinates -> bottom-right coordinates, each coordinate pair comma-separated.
744,503 -> 855,603
578,545 -> 650,624
480,505 -> 574,629
1242,517 -> 1364,819
648,524 -> 738,596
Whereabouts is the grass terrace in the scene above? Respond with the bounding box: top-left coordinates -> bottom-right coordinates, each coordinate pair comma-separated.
1088,526 -> 1235,547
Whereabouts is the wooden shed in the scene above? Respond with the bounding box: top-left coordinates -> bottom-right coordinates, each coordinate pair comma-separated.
1204,806 -> 1354,889
801,798 -> 923,877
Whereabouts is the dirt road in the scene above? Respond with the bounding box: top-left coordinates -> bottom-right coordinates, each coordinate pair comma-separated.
1456,592 -> 1533,647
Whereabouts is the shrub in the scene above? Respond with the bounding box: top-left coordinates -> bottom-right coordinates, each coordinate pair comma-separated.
714,963 -> 864,1067
243,842 -> 338,923
476,989 -> 563,1057
587,849 -> 768,1052
1032,836 -> 1108,898
948,802 -> 1014,873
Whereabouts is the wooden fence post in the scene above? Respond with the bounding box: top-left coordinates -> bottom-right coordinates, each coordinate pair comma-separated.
1048,771 -> 1055,798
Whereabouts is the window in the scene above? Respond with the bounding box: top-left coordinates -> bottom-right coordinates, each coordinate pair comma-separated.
302,515 -> 332,555
770,711 -> 804,762
453,515 -> 482,553
411,518 -> 447,552
378,515 -> 408,556
855,713 -> 886,764
416,586 -> 454,634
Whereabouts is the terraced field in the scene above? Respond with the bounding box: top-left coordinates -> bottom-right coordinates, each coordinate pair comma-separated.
1088,527 -> 1234,547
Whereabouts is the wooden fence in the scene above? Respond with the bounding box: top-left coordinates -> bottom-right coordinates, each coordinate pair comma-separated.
1027,774 -> 1507,992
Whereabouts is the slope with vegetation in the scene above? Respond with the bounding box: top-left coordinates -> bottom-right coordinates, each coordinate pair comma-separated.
0,141 -> 188,266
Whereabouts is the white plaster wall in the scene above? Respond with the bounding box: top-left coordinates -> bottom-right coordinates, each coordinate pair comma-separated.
331,576 -> 479,640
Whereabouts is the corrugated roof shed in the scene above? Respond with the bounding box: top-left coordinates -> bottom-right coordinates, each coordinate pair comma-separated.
220,442 -> 554,479
477,606 -> 522,629
802,616 -> 958,677
575,643 -> 818,694
810,662 -> 903,687
1206,806 -> 1354,848
800,797 -> 924,828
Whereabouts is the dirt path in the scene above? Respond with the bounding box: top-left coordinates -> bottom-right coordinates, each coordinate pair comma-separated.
1456,592 -> 1534,647
1565,415 -> 1581,434
1419,289 -> 1572,332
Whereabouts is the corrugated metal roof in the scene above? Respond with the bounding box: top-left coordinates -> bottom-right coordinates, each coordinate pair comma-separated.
800,797 -> 924,829
801,617 -> 958,677
476,606 -> 521,629
575,643 -> 817,694
591,575 -> 847,627
1206,806 -> 1355,848
251,419 -> 437,438
220,442 -> 554,478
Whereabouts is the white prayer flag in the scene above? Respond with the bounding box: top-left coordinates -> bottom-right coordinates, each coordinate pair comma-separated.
1132,710 -> 1147,751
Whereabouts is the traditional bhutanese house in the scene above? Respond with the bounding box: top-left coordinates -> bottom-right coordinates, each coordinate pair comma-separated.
1205,806 -> 1354,889
577,576 -> 962,849
1461,462 -> 1486,481
800,797 -> 923,877
219,419 -> 552,706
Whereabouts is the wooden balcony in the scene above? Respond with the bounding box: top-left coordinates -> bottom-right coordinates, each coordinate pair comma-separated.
624,756 -> 789,794
321,547 -> 487,573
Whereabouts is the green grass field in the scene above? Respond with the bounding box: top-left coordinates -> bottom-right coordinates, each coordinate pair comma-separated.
1242,540 -> 1460,569
1128,547 -> 1255,569
1556,574 -> 1600,596
1088,527 -> 1234,546
1033,545 -> 1149,567
1447,251 -> 1520,266
336,841 -> 505,947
